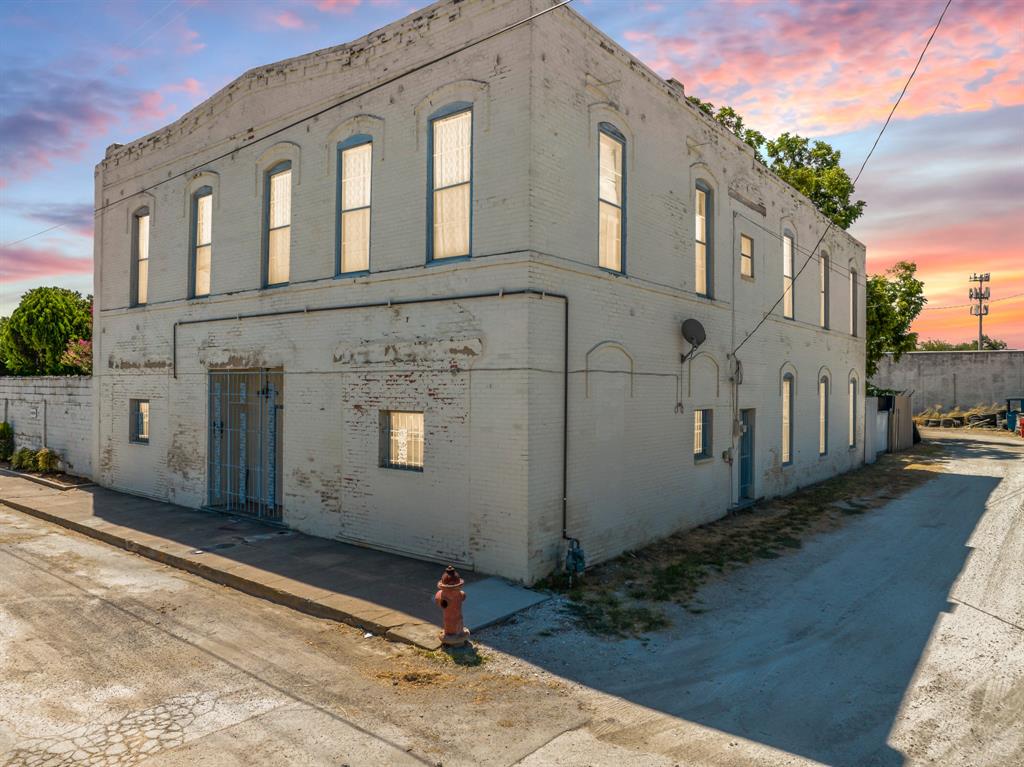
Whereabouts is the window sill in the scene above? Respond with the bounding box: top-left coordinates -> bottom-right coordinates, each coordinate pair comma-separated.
740,274 -> 755,282
598,266 -> 626,277
782,461 -> 793,469
335,270 -> 370,280
694,455 -> 714,465
380,464 -> 424,473
129,439 -> 149,446
427,255 -> 471,267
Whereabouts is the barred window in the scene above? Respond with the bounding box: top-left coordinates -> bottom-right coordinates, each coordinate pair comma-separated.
380,411 -> 424,471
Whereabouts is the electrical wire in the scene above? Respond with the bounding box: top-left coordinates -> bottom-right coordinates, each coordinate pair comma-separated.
731,0 -> 953,356
918,291 -> 1024,310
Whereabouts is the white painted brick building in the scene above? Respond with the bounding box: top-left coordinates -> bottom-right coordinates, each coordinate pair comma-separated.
93,0 -> 866,583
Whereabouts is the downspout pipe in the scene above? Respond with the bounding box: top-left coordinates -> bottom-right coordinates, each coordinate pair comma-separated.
171,286 -> 574,539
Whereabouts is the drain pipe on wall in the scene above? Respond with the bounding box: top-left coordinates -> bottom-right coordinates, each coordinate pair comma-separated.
171,287 -> 578,570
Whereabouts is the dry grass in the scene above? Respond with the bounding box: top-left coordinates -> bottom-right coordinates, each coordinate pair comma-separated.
542,440 -> 946,637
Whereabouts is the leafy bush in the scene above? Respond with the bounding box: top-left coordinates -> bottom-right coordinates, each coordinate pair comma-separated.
0,287 -> 92,375
35,447 -> 60,474
11,448 -> 37,471
0,422 -> 13,462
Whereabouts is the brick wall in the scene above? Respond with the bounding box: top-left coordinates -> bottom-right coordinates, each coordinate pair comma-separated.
0,377 -> 94,477
92,0 -> 867,583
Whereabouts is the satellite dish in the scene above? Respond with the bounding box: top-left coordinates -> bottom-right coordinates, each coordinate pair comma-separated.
681,319 -> 706,348
680,319 -> 706,364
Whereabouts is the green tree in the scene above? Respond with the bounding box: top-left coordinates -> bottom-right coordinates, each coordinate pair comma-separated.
765,133 -> 865,229
865,261 -> 927,379
686,97 -> 864,229
0,287 -> 92,375
919,335 -> 1008,351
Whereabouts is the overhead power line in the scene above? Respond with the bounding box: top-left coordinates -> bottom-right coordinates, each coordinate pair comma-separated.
920,291 -> 1024,310
731,0 -> 953,356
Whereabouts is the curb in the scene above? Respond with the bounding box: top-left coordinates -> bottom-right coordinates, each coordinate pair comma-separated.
0,468 -> 94,491
0,497 -> 441,651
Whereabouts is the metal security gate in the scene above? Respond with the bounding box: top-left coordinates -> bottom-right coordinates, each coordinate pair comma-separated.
208,370 -> 283,521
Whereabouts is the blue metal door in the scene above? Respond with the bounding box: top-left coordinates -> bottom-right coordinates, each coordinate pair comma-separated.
739,409 -> 754,500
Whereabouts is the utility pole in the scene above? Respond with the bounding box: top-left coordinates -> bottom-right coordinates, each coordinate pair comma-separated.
968,273 -> 990,351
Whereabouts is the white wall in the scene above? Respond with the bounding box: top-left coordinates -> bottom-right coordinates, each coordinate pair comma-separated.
0,377 -> 93,477
92,0 -> 867,583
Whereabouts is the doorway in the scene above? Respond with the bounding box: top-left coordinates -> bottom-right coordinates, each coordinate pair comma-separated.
208,369 -> 284,521
739,409 -> 755,501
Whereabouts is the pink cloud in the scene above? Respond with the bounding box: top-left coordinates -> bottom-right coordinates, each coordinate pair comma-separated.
621,0 -> 1024,136
273,10 -> 307,29
0,244 -> 93,281
314,0 -> 361,13
178,27 -> 206,55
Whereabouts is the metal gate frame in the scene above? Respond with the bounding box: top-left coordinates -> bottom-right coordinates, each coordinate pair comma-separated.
207,369 -> 283,521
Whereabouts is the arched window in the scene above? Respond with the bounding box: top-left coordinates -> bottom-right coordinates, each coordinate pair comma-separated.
819,374 -> 829,455
850,267 -> 859,336
598,122 -> 625,272
337,134 -> 372,274
782,372 -> 794,465
429,103 -> 472,261
131,207 -> 150,307
782,229 -> 795,319
849,376 -> 858,447
264,161 -> 292,286
190,187 -> 212,298
695,180 -> 713,296
820,251 -> 830,329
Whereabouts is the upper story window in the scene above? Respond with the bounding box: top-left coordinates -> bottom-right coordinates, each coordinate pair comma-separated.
131,207 -> 150,307
191,188 -> 212,298
849,376 -> 858,447
339,137 -> 372,274
430,107 -> 472,260
782,231 -> 795,319
819,251 -> 830,329
850,267 -> 859,336
695,182 -> 713,296
819,375 -> 829,455
782,372 -> 794,465
740,234 -> 753,278
265,162 -> 292,286
598,123 -> 625,272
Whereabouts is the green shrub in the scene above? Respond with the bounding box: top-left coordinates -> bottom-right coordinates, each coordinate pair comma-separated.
35,447 -> 60,474
0,422 -> 13,462
11,448 -> 37,471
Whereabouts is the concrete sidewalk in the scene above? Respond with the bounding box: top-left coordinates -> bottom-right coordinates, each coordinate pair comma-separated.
0,474 -> 546,650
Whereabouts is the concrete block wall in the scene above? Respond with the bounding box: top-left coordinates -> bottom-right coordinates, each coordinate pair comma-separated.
0,377 -> 94,477
873,351 -> 1024,412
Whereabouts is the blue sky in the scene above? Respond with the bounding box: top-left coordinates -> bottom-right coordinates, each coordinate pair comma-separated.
1,0 -> 1021,343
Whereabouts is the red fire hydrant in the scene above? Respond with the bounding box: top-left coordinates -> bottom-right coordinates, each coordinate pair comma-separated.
434,565 -> 470,647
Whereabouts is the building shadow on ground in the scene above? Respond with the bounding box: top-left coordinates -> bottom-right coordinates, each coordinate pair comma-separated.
480,452 -> 1007,766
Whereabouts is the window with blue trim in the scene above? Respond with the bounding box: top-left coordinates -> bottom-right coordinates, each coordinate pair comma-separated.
191,188 -> 212,297
339,137 -> 371,274
819,375 -> 829,455
132,207 -> 150,306
695,181 -> 713,296
694,408 -> 713,461
782,372 -> 794,465
130,399 -> 150,444
430,109 -> 471,260
598,123 -> 625,272
783,230 -> 795,319
265,162 -> 291,286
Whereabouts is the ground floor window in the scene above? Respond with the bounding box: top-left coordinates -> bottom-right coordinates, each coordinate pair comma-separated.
694,408 -> 713,461
130,399 -> 150,444
380,411 -> 424,470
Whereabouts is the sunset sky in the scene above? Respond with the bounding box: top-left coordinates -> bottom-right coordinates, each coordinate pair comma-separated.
1,0 -> 1021,346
